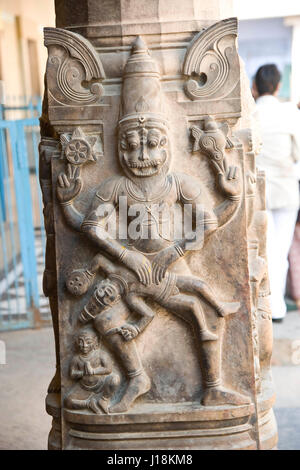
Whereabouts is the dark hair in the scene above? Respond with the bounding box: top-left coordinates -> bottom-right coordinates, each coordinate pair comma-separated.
254,64 -> 281,96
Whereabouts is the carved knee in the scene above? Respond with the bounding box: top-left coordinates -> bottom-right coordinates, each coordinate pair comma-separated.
187,297 -> 201,313
108,373 -> 121,390
102,373 -> 120,398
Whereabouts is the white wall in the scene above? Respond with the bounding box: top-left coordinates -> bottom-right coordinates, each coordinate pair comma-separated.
233,0 -> 300,20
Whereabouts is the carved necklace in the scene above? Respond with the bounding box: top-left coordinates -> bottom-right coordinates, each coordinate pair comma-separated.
125,176 -> 171,203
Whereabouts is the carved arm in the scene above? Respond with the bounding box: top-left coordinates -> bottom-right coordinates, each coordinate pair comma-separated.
58,167 -> 152,284
57,164 -> 85,231
190,117 -> 242,230
82,223 -> 152,286
70,361 -> 84,380
106,293 -> 155,340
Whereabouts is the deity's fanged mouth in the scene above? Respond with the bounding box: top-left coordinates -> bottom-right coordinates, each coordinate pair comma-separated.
126,159 -> 162,169
122,154 -> 164,176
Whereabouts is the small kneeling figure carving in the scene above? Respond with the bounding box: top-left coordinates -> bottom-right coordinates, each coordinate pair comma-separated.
65,327 -> 120,414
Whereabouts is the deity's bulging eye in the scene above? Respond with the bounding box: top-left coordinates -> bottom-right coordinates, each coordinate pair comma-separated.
148,129 -> 160,148
148,138 -> 158,148
129,141 -> 139,150
126,131 -> 140,151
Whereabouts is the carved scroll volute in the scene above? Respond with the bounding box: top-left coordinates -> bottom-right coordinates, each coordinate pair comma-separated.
182,17 -> 240,101
44,27 -> 106,108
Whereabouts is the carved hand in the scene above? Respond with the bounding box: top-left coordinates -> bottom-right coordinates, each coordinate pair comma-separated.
84,361 -> 94,376
57,164 -> 82,204
119,324 -> 139,342
152,246 -> 181,284
122,250 -> 152,286
218,165 -> 241,199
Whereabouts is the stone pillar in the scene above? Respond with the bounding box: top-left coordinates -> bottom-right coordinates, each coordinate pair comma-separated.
40,0 -> 278,450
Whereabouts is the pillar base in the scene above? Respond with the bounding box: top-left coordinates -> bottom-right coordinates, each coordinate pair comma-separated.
48,396 -> 259,450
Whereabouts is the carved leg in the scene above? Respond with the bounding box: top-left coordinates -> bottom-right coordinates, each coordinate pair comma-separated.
65,384 -> 102,414
160,293 -> 218,341
93,315 -> 150,413
161,297 -> 250,406
98,373 -> 120,413
176,276 -> 240,318
65,395 -> 101,414
200,318 -> 251,406
106,335 -> 151,413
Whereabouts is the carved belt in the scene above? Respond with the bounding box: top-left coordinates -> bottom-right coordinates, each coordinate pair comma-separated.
153,272 -> 178,302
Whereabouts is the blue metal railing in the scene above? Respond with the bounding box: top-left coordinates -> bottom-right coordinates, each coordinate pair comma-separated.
0,97 -> 49,331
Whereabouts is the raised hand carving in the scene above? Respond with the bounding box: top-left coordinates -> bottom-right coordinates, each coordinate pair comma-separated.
218,164 -> 240,200
57,164 -> 82,205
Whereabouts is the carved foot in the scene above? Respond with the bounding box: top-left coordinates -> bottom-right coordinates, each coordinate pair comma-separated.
47,368 -> 61,394
201,329 -> 218,341
201,386 -> 251,406
109,371 -> 151,413
87,396 -> 102,414
98,396 -> 109,414
217,301 -> 240,317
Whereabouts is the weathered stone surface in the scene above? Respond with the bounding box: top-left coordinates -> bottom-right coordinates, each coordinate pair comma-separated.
40,0 -> 277,450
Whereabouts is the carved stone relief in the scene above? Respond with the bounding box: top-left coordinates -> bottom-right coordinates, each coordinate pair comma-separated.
181,17 -> 241,121
44,27 -> 107,132
41,8 -> 277,450
44,27 -> 105,105
183,18 -> 240,103
65,327 -> 120,414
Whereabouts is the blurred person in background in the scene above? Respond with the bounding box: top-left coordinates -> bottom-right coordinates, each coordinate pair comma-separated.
288,210 -> 300,311
252,64 -> 300,323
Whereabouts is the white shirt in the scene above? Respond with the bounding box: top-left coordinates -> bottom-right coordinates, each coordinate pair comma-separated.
255,95 -> 300,210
